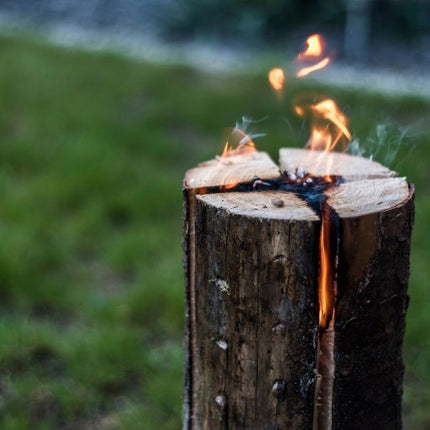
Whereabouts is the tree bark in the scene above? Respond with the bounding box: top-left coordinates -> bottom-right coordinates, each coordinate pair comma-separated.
193,192 -> 320,429
183,149 -> 414,430
182,152 -> 281,429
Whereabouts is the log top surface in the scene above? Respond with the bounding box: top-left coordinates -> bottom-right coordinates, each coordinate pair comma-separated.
279,148 -> 395,180
197,191 -> 319,221
327,177 -> 411,218
186,148 -> 410,219
183,151 -> 280,189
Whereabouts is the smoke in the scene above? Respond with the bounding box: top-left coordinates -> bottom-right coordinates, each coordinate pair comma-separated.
348,122 -> 414,169
233,116 -> 268,142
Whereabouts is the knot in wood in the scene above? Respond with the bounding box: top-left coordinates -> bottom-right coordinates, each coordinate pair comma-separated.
271,198 -> 285,208
271,379 -> 287,399
216,339 -> 228,350
214,278 -> 230,295
215,393 -> 227,411
272,322 -> 286,336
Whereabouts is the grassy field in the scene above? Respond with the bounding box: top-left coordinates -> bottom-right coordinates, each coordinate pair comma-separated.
0,35 -> 428,429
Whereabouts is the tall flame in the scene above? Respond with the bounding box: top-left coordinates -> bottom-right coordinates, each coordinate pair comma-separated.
295,98 -> 352,153
296,34 -> 331,77
312,100 -> 351,142
268,67 -> 285,91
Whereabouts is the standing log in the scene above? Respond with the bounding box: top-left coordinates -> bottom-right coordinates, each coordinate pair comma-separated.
183,149 -> 414,430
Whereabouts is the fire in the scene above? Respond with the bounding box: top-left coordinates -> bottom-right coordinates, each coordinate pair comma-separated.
308,128 -> 335,152
298,34 -> 325,59
296,57 -> 330,78
296,34 -> 330,77
318,210 -> 335,329
268,67 -> 285,91
220,127 -> 256,158
312,100 -> 351,141
295,98 -> 352,153
222,180 -> 239,190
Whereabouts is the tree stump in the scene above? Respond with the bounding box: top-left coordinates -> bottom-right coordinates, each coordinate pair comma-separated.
183,149 -> 414,430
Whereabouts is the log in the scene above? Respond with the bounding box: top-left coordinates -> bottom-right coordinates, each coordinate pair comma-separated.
183,149 -> 414,429
328,179 -> 414,430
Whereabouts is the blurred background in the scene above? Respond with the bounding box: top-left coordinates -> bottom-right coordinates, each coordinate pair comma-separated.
0,1 -> 428,429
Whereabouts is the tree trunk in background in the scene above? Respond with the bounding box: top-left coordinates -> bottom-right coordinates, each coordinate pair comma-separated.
344,0 -> 372,62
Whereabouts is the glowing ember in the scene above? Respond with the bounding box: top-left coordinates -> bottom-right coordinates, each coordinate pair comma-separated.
222,180 -> 240,190
296,34 -> 331,77
268,67 -> 285,91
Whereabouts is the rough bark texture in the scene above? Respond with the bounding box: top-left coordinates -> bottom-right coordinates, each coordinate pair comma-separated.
192,192 -> 320,429
332,186 -> 414,430
183,149 -> 415,430
182,151 -> 281,429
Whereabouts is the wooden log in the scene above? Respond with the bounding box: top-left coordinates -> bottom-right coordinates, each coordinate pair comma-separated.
183,148 -> 414,430
182,151 -> 281,429
327,179 -> 414,430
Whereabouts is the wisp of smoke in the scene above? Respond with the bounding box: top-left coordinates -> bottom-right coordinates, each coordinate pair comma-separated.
348,122 -> 413,169
233,116 -> 268,142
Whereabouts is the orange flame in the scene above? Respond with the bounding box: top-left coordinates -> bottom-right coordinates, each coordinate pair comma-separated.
220,127 -> 256,158
312,100 -> 351,142
268,67 -> 285,91
297,57 -> 330,78
295,98 -> 352,153
296,34 -> 330,77
222,179 -> 239,190
298,34 -> 325,59
319,209 -> 335,329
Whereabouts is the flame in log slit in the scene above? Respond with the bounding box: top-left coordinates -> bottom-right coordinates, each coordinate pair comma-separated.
318,204 -> 336,330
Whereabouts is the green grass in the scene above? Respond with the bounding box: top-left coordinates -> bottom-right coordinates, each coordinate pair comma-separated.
0,34 -> 429,429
